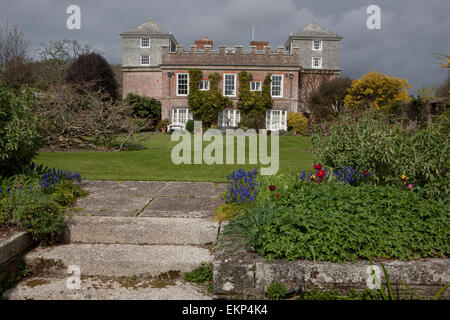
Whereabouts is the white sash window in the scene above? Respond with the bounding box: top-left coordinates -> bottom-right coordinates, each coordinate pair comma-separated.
223,74 -> 236,97
271,74 -> 283,97
218,109 -> 240,128
266,110 -> 287,131
171,108 -> 193,126
176,73 -> 189,96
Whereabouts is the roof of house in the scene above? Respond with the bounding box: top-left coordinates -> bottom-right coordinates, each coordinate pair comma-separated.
291,21 -> 342,39
120,18 -> 174,37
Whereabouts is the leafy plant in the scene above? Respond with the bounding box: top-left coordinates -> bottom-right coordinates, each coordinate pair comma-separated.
188,70 -> 231,126
237,71 -> 272,116
184,263 -> 213,284
125,93 -> 161,130
222,182 -> 449,262
157,119 -> 170,132
0,81 -> 43,176
266,282 -> 286,300
311,111 -> 449,201
0,188 -> 65,243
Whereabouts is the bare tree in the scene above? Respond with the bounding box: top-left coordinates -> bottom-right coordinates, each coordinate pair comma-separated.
0,21 -> 31,86
32,40 -> 94,88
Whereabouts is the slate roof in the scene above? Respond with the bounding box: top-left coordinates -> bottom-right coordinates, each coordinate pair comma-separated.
120,19 -> 172,37
291,21 -> 342,39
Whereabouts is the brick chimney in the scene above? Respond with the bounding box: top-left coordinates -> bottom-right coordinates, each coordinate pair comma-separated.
250,41 -> 269,50
194,36 -> 213,50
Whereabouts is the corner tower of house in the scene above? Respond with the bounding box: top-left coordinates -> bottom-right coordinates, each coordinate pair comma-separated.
119,18 -> 178,67
285,21 -> 342,70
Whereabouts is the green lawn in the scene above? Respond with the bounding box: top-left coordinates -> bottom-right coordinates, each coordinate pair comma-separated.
35,133 -> 313,182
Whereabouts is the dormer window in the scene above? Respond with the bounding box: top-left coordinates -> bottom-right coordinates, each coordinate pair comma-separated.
140,38 -> 150,48
312,40 -> 322,51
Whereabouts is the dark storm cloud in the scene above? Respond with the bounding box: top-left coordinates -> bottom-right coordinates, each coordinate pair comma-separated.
1,0 -> 448,90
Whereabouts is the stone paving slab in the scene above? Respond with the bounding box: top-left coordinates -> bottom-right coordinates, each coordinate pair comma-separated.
80,180 -> 120,195
73,194 -> 151,217
5,276 -> 213,300
25,244 -> 213,278
140,197 -> 220,218
65,216 -> 219,245
110,181 -> 168,195
212,183 -> 227,198
158,182 -> 215,197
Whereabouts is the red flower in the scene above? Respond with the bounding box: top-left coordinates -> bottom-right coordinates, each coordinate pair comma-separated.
313,163 -> 322,170
269,185 -> 276,191
363,170 -> 369,176
316,170 -> 325,179
275,193 -> 280,198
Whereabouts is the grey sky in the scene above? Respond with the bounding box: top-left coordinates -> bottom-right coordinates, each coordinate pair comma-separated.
1,0 -> 449,90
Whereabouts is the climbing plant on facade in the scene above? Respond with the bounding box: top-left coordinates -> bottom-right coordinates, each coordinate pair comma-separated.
237,71 -> 273,116
188,69 -> 231,126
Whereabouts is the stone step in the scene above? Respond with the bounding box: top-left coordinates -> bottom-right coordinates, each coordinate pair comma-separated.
25,244 -> 213,278
64,216 -> 219,245
4,276 -> 213,300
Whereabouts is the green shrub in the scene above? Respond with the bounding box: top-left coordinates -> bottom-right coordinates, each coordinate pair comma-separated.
266,282 -> 286,300
0,82 -> 43,176
222,182 -> 449,262
0,188 -> 65,243
184,263 -> 213,284
185,119 -> 194,132
311,112 -> 449,201
125,93 -> 161,124
48,179 -> 87,208
287,112 -> 308,134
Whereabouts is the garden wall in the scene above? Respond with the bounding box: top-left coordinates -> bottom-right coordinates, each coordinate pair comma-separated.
213,245 -> 450,299
0,232 -> 33,282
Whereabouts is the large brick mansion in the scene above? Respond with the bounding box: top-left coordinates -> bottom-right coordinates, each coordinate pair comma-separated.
120,19 -> 342,130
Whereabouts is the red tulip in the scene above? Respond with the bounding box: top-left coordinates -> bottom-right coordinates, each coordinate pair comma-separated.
313,163 -> 322,170
275,193 -> 280,198
316,170 -> 325,179
269,185 -> 276,191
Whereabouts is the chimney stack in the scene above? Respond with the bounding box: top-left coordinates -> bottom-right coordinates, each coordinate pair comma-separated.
194,36 -> 213,50
250,41 -> 269,50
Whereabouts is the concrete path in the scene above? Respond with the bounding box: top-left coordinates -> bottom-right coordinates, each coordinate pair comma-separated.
4,181 -> 226,300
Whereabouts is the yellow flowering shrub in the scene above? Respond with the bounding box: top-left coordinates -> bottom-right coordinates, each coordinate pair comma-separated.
344,71 -> 411,112
287,112 -> 308,134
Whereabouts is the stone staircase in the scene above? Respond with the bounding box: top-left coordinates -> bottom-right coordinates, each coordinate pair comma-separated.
4,181 -> 224,300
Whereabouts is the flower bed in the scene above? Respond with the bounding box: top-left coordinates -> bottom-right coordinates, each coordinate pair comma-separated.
219,166 -> 450,262
0,163 -> 87,243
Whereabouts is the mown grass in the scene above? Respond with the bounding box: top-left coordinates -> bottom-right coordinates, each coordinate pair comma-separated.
35,133 -> 313,182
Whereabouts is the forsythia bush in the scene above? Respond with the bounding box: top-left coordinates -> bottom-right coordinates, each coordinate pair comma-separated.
287,112 -> 308,134
344,71 -> 411,112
